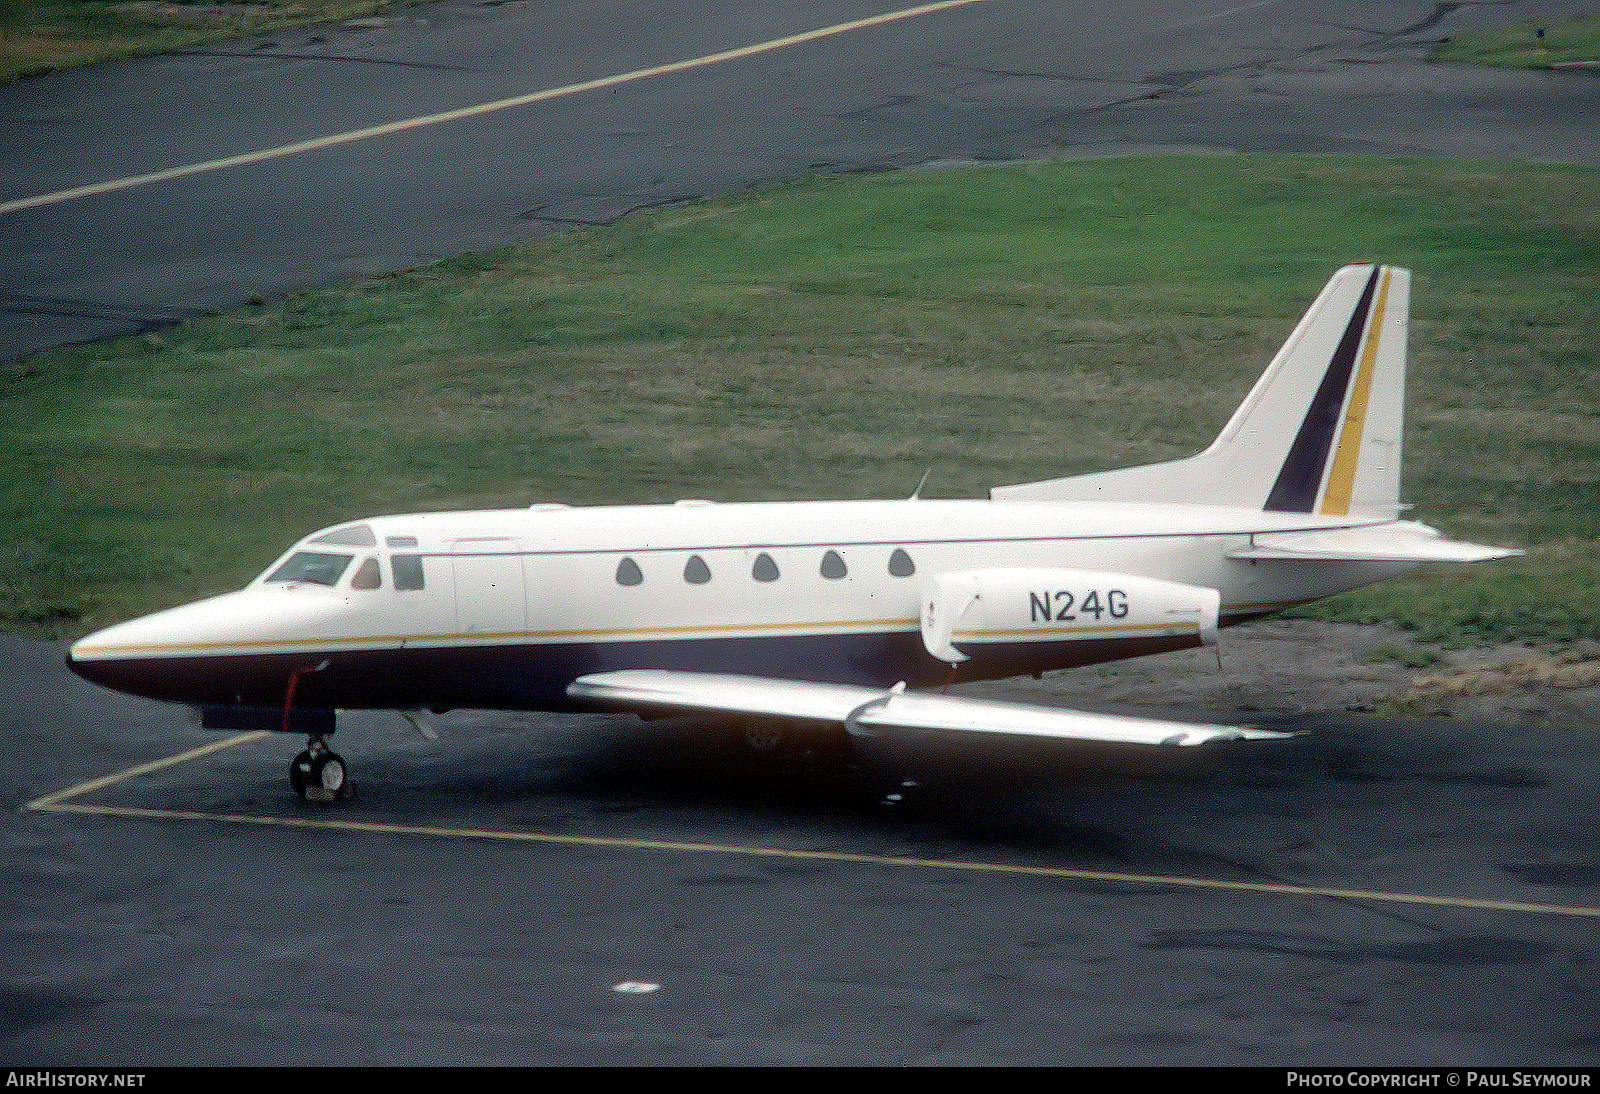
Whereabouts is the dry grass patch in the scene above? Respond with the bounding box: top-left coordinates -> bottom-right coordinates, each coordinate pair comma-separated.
1406,648 -> 1600,698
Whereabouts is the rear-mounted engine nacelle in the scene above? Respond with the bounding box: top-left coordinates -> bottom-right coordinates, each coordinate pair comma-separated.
920,567 -> 1220,665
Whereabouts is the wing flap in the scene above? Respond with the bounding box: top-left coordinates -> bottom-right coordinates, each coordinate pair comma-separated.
1226,521 -> 1521,563
567,669 -> 1289,747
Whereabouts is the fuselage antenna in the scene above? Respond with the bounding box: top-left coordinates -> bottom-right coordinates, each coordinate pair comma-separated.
909,467 -> 933,501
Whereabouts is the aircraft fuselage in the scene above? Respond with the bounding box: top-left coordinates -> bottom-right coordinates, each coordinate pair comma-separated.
67,497 -> 1413,713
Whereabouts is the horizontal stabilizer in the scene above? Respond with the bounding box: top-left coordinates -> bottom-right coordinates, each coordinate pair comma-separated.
568,669 -> 1290,747
1226,521 -> 1521,564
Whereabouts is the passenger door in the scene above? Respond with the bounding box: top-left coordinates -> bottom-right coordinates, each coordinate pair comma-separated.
451,539 -> 527,636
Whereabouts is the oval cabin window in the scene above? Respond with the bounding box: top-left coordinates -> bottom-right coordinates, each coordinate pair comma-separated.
752,553 -> 780,582
616,558 -> 644,586
888,548 -> 915,577
684,555 -> 712,585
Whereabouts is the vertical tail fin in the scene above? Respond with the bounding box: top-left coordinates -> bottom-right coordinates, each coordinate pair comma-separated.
993,263 -> 1410,517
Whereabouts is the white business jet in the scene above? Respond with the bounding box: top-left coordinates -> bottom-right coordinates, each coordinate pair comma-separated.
68,264 -> 1516,801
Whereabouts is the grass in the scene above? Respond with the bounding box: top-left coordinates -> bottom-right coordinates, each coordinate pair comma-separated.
3,155 -> 1598,642
6,4 -> 1597,88
1431,14 -> 1600,71
0,0 -> 395,83
6,4 -> 1599,88
1359,644 -> 1446,670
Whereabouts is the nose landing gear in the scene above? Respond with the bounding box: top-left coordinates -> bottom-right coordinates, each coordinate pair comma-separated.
278,660 -> 352,803
289,735 -> 354,803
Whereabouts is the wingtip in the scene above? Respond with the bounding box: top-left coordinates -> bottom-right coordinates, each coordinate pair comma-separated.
1237,725 -> 1300,742
1162,724 -> 1296,746
1222,726 -> 1299,742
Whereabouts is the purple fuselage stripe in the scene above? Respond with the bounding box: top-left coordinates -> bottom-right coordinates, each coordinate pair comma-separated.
67,628 -> 1205,722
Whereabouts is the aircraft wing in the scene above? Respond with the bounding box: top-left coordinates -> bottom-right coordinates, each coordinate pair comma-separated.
566,670 -> 1290,747
1226,521 -> 1521,563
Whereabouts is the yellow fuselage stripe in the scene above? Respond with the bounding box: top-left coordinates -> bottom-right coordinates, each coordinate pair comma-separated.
954,623 -> 1197,639
71,609 -> 1280,659
72,617 -> 923,657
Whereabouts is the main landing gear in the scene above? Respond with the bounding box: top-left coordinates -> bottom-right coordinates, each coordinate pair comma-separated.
736,716 -> 857,770
289,735 -> 354,803
733,715 -> 923,806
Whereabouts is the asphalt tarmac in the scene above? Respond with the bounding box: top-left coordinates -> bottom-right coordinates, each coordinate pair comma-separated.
6,634 -> 1600,1065
4,0 -> 1600,1068
3,0 -> 1599,360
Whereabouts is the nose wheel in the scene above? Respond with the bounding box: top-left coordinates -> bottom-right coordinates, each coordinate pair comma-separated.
289,736 -> 355,803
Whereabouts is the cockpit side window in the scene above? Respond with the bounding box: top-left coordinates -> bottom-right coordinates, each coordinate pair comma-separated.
266,551 -> 353,586
392,555 -> 426,591
351,557 -> 382,590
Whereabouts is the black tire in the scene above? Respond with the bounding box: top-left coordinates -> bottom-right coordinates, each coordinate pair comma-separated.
290,750 -> 352,803
741,716 -> 789,754
288,750 -> 314,800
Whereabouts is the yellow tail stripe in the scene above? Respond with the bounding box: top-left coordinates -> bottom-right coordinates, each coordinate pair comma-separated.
1320,267 -> 1393,515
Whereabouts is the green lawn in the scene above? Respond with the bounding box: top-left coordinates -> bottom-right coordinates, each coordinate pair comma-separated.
4,155 -> 1597,644
6,4 -> 1598,87
1432,14 -> 1600,71
0,0 -> 393,83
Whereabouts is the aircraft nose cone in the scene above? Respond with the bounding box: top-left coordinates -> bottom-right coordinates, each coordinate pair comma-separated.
64,586 -> 388,707
62,590 -> 310,706
66,620 -> 199,704
65,642 -> 113,688
64,636 -> 158,697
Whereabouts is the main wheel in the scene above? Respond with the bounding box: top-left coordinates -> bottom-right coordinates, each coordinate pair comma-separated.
290,749 -> 354,802
742,716 -> 789,753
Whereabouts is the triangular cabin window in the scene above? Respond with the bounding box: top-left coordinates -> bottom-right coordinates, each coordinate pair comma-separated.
820,550 -> 847,579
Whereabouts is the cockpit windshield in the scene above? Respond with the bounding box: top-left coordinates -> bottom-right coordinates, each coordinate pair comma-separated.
265,551 -> 354,586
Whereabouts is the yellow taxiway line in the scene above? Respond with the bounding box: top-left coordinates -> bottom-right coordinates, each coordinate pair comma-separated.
0,0 -> 990,217
24,731 -> 1600,920
24,731 -> 271,810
